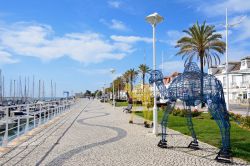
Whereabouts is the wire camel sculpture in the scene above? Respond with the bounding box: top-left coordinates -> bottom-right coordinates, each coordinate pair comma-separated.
149,62 -> 231,162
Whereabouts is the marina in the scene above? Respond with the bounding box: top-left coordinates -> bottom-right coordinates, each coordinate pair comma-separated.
0,99 -> 74,146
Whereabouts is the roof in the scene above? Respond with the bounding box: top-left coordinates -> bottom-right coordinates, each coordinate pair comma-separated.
214,68 -> 222,74
231,62 -> 241,71
171,72 -> 181,77
163,72 -> 181,85
241,56 -> 250,60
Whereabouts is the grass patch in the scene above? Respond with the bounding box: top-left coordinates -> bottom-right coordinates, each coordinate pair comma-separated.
136,110 -> 250,162
115,101 -> 128,107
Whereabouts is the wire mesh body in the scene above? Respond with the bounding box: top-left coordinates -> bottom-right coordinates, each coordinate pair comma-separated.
149,62 -> 231,161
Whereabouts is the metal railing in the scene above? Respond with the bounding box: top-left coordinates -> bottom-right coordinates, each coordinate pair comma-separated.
0,99 -> 75,147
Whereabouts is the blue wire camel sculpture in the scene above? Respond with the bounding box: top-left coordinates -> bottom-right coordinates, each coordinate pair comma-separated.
149,62 -> 231,162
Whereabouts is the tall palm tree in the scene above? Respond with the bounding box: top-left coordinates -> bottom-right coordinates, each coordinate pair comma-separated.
114,76 -> 124,99
127,68 -> 138,92
122,71 -> 130,93
176,21 -> 225,107
138,64 -> 150,92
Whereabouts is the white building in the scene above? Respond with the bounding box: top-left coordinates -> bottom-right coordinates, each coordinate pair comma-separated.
208,56 -> 250,103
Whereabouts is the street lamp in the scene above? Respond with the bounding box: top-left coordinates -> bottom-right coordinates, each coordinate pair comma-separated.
103,83 -> 106,103
225,8 -> 244,111
110,68 -> 116,109
146,12 -> 164,135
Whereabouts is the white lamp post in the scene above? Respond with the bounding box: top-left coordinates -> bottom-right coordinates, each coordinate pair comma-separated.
146,12 -> 164,135
110,68 -> 116,109
103,83 -> 106,103
225,8 -> 244,111
225,8 -> 230,111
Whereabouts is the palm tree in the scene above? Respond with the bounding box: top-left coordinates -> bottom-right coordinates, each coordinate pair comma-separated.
176,21 -> 225,107
138,64 -> 150,92
122,71 -> 130,93
127,68 -> 138,92
114,76 -> 124,99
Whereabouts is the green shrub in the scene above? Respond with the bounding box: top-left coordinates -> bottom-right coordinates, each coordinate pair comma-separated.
172,108 -> 181,116
172,108 -> 202,117
192,109 -> 202,117
208,113 -> 214,119
243,116 -> 250,128
235,114 -> 243,121
179,109 -> 187,117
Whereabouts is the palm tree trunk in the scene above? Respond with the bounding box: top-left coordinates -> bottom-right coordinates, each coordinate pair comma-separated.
200,55 -> 205,108
142,74 -> 145,93
130,77 -> 133,92
118,84 -> 120,99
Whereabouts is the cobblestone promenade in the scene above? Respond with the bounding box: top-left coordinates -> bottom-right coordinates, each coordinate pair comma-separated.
0,99 -> 248,166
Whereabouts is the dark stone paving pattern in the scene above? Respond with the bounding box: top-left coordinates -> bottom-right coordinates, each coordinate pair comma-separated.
0,99 -> 248,166
46,110 -> 127,165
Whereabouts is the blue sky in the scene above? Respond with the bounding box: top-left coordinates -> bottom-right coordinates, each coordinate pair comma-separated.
0,0 -> 250,96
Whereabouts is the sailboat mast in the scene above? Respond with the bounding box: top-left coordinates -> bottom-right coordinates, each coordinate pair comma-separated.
38,79 -> 41,100
42,80 -> 45,100
50,80 -> 53,100
13,80 -> 16,100
10,79 -> 12,100
32,76 -> 35,99
0,69 -> 2,104
54,82 -> 56,99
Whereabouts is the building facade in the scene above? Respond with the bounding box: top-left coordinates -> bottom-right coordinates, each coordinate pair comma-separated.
208,56 -> 250,103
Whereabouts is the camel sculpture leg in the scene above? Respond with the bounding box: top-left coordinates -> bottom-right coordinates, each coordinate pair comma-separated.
207,98 -> 231,162
183,104 -> 199,149
158,101 -> 175,148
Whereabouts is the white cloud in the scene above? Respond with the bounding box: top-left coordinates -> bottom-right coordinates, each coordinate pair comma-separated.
108,0 -> 122,8
203,0 -> 250,16
0,22 -> 147,64
111,35 -> 151,43
110,19 -> 128,31
0,49 -> 18,64
230,16 -> 250,42
160,60 -> 184,75
77,68 -> 112,75
100,19 -> 129,31
164,30 -> 184,46
77,68 -> 122,80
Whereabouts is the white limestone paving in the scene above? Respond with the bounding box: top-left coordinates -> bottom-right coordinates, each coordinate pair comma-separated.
0,99 -> 248,166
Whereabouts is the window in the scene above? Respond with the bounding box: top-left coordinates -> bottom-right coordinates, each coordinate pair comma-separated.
232,75 -> 237,87
223,76 -> 226,87
243,75 -> 249,82
241,60 -> 245,66
243,93 -> 247,99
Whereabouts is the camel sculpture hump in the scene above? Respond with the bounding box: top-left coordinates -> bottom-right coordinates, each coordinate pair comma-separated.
167,62 -> 202,105
168,62 -> 224,106
149,62 -> 225,106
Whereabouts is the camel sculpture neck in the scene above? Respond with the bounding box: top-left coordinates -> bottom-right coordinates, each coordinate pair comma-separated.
154,77 -> 171,101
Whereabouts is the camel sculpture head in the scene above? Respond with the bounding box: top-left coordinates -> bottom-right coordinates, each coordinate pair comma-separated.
149,70 -> 164,85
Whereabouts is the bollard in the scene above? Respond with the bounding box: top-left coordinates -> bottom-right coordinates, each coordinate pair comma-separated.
33,110 -> 36,128
25,105 -> 30,133
17,117 -> 20,137
43,109 -> 46,124
53,107 -> 56,117
2,108 -> 9,146
39,104 -> 42,125
46,106 -> 49,122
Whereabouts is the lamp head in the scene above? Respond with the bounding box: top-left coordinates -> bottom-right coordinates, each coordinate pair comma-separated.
146,12 -> 164,25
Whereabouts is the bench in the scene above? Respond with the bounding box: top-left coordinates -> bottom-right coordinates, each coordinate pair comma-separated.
123,104 -> 133,113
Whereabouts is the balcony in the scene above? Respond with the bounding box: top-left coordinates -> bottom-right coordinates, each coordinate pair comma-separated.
230,82 -> 239,89
240,81 -> 250,88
